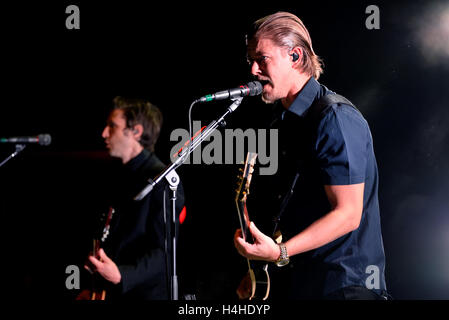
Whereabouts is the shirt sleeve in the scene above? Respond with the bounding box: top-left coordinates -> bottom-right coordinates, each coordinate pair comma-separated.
118,248 -> 166,294
314,105 -> 369,185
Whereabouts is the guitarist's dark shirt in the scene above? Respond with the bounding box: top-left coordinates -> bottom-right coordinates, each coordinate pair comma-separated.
252,77 -> 386,299
103,149 -> 184,300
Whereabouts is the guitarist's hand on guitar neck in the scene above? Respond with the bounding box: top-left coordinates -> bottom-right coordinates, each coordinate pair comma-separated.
85,248 -> 122,285
234,221 -> 280,262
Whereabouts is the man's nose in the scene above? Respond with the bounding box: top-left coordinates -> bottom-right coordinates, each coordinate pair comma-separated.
250,61 -> 261,77
101,126 -> 109,139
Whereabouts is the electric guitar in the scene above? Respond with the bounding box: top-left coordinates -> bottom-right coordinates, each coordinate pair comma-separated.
235,152 -> 270,300
90,206 -> 115,300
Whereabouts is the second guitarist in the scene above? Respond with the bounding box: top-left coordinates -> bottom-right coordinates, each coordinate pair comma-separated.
81,97 -> 185,300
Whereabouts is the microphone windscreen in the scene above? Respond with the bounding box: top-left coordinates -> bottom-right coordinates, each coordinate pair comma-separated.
38,134 -> 52,146
248,81 -> 263,96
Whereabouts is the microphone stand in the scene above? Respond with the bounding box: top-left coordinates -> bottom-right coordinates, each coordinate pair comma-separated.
133,97 -> 244,300
0,144 -> 26,168
163,169 -> 180,301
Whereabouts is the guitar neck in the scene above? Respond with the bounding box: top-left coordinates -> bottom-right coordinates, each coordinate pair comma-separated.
238,198 -> 253,244
235,152 -> 258,244
93,206 -> 114,258
93,239 -> 100,258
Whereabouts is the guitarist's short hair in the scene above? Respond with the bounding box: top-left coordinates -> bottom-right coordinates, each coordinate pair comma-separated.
112,96 -> 163,152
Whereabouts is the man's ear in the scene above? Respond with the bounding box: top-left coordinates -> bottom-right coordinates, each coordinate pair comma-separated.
132,124 -> 144,140
290,47 -> 303,66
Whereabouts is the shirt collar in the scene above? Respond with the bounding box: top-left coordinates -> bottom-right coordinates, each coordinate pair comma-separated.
287,77 -> 321,117
125,148 -> 150,172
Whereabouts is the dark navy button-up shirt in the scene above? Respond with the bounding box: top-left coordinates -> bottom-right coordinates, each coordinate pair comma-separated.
266,77 -> 386,298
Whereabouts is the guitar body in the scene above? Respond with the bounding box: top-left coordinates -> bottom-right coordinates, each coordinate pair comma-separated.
235,152 -> 270,300
75,288 -> 106,301
90,288 -> 106,300
248,262 -> 270,300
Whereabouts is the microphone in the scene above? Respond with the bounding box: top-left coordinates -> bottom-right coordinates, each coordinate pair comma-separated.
197,81 -> 263,103
0,134 -> 52,146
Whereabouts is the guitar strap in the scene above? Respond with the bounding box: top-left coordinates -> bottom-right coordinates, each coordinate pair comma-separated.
272,172 -> 299,237
272,93 -> 357,236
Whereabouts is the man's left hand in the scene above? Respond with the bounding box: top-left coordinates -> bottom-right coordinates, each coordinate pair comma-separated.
85,248 -> 121,285
234,221 -> 279,262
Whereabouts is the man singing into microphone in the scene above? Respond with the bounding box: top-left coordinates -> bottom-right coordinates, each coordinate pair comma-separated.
233,12 -> 389,300
78,96 -> 185,300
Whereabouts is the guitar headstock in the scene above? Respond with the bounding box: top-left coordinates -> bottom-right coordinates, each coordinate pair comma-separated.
235,152 -> 258,202
99,207 -> 115,243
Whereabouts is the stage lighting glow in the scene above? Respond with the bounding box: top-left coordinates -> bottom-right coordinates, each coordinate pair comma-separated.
415,2 -> 449,66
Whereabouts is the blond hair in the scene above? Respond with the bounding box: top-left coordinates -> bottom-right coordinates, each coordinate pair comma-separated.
247,11 -> 323,79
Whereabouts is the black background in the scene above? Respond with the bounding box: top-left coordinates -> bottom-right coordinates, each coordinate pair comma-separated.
1,0 -> 449,301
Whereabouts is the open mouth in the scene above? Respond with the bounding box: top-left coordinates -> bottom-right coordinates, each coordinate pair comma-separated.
258,79 -> 272,91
